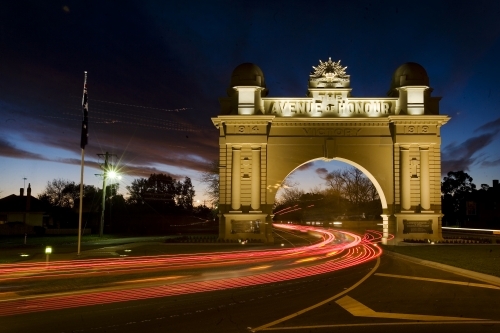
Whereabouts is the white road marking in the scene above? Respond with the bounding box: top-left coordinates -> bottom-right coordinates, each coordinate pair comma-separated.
374,273 -> 500,289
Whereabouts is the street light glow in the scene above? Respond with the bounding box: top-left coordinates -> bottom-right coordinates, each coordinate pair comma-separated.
106,166 -> 123,180
108,170 -> 118,179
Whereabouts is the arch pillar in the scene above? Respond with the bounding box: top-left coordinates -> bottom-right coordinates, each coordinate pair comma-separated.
381,213 -> 389,245
231,147 -> 241,211
400,146 -> 411,211
391,116 -> 449,244
419,146 -> 430,211
251,147 -> 261,211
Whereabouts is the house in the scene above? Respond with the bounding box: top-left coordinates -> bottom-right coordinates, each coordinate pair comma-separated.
0,184 -> 46,230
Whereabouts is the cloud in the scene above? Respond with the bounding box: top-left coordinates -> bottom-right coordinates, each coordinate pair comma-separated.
475,116 -> 500,133
315,168 -> 328,175
0,140 -> 104,173
0,138 -> 49,161
296,163 -> 313,171
120,165 -> 185,180
441,133 -> 498,173
441,158 -> 475,174
481,158 -> 500,167
57,158 -> 102,170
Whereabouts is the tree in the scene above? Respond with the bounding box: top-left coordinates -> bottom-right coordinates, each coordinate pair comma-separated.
340,168 -> 377,209
441,171 -> 476,197
274,177 -> 302,207
319,170 -> 345,212
177,177 -> 195,211
441,171 -> 476,225
199,160 -> 219,207
323,170 -> 344,198
126,178 -> 148,205
126,173 -> 195,212
36,179 -> 99,229
127,174 -> 178,206
320,167 -> 378,212
38,179 -> 74,207
104,188 -> 127,232
279,187 -> 305,206
38,179 -> 98,208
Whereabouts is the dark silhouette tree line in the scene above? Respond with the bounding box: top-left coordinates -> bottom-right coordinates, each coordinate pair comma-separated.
126,173 -> 195,213
441,171 -> 499,228
37,173 -> 200,234
199,160 -> 219,208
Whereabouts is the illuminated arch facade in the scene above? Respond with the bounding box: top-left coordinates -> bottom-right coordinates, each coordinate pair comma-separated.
212,60 -> 449,245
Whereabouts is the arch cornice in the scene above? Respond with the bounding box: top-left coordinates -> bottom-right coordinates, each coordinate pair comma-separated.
388,115 -> 450,126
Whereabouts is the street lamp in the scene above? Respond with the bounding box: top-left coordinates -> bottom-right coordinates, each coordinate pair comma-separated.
108,170 -> 122,180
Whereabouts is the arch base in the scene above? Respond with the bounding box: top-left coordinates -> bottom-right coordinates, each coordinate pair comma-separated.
393,213 -> 443,243
219,212 -> 274,244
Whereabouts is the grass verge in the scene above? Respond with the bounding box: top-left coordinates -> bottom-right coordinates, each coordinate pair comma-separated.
382,245 -> 500,278
0,234 -> 122,248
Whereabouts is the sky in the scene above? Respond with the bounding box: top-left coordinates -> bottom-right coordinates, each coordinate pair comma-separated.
1,0 -> 500,202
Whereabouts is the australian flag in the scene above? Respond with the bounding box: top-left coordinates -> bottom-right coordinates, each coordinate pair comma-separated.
80,72 -> 89,149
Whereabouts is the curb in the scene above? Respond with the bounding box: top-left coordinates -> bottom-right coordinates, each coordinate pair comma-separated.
384,251 -> 500,287
396,242 -> 500,246
18,242 -> 275,263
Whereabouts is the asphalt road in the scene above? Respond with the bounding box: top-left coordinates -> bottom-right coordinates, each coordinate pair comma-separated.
2,251 -> 500,333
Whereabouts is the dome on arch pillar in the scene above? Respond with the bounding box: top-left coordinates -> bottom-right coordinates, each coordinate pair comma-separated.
227,63 -> 268,97
388,62 -> 430,97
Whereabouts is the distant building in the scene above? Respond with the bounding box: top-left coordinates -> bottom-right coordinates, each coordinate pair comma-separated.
463,180 -> 500,229
0,184 -> 46,228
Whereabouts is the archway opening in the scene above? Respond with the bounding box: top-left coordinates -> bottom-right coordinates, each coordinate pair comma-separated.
273,158 -> 385,236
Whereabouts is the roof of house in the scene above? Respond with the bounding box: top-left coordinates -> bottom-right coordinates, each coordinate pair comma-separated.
0,194 -> 47,213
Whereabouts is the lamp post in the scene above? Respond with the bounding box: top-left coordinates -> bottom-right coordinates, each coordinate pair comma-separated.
45,246 -> 52,267
99,154 -> 109,237
98,153 -> 121,237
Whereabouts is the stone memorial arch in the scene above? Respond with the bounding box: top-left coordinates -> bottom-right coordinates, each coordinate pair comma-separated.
212,58 -> 449,245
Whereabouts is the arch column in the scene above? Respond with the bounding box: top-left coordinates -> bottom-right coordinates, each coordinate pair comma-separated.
381,213 -> 389,245
231,147 -> 241,211
251,147 -> 261,211
400,147 -> 411,211
419,146 -> 430,210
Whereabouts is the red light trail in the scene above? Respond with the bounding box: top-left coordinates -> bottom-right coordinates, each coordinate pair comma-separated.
0,225 -> 386,317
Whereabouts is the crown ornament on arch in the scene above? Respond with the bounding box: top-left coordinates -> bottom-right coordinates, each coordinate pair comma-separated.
310,57 -> 349,81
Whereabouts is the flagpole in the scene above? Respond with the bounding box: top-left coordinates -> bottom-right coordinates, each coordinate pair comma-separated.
78,71 -> 88,256
78,147 -> 84,255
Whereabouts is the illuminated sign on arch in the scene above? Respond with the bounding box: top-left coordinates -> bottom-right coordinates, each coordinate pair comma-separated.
264,98 -> 396,117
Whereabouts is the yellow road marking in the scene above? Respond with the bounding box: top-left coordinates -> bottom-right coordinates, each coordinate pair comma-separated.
259,321 -> 500,330
375,273 -> 500,290
0,292 -> 18,299
114,275 -> 187,284
336,295 -> 485,321
248,265 -> 272,271
250,256 -> 380,332
295,257 -> 320,263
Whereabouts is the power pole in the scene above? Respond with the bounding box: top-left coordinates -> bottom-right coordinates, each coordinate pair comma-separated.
98,152 -> 110,237
97,152 -> 120,237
